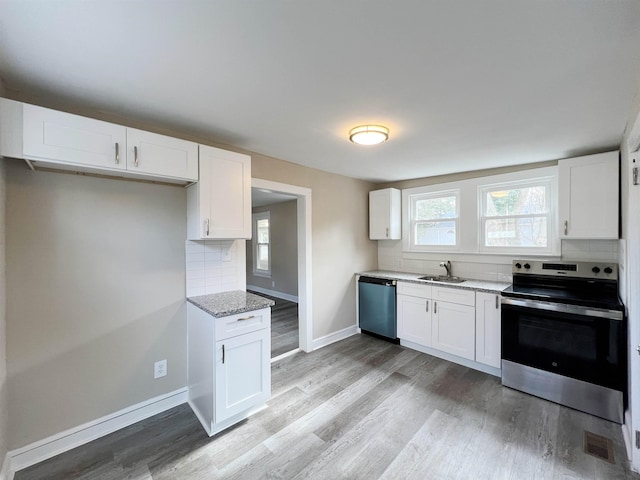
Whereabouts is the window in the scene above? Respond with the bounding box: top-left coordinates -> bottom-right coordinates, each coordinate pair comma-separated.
408,189 -> 459,250
479,177 -> 555,254
252,211 -> 271,276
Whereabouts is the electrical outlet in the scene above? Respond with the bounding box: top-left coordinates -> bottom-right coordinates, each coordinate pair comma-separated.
272,280 -> 275,287
154,359 -> 167,379
222,246 -> 232,262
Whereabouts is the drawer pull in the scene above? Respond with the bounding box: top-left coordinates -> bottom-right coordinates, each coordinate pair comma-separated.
222,344 -> 225,364
238,315 -> 256,321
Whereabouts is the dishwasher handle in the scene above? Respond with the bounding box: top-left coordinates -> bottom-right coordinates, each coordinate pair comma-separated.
358,276 -> 396,287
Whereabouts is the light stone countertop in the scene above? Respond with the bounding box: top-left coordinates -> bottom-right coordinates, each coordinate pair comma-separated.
187,290 -> 275,317
357,270 -> 511,293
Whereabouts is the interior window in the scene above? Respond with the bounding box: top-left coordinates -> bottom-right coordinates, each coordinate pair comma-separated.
408,189 -> 459,250
252,211 -> 271,276
479,178 -> 555,253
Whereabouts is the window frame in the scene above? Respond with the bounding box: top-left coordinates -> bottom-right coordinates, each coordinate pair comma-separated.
407,188 -> 461,252
252,211 -> 271,277
477,176 -> 558,255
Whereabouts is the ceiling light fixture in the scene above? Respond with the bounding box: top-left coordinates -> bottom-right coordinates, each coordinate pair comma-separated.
349,125 -> 389,145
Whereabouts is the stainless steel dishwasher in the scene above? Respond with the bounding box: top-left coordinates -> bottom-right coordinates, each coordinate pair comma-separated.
358,276 -> 397,341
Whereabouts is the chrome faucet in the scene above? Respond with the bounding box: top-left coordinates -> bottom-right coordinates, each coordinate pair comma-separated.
440,261 -> 452,278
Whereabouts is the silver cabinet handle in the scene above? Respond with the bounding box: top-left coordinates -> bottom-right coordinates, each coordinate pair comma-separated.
425,300 -> 429,313
134,145 -> 139,167
564,220 -> 568,235
222,344 -> 225,364
115,142 -> 120,164
386,227 -> 389,238
495,295 -> 499,309
204,219 -> 210,236
238,315 -> 256,321
434,302 -> 437,314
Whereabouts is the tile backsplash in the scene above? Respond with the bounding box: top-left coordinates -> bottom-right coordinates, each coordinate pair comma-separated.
378,239 -> 619,284
185,239 -> 246,297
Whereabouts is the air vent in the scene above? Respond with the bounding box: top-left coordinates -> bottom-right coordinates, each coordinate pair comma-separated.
584,430 -> 615,464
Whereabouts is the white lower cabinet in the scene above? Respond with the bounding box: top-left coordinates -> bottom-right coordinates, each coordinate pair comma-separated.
215,328 -> 270,423
396,281 -> 502,374
475,292 -> 501,369
397,294 -> 432,346
432,299 -> 476,361
187,303 -> 271,436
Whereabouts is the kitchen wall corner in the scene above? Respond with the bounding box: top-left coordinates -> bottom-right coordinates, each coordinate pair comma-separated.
0,159 -> 8,473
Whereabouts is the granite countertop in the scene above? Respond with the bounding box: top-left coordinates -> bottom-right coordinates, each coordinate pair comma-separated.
357,270 -> 510,293
187,290 -> 275,317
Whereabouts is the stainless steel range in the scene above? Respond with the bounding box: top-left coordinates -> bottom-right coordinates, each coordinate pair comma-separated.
501,260 -> 626,423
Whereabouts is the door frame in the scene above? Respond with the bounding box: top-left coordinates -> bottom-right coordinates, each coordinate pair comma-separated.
251,178 -> 313,352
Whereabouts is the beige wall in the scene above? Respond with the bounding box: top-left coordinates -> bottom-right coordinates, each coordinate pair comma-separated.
246,200 -> 298,297
0,160 -> 7,466
5,161 -> 187,449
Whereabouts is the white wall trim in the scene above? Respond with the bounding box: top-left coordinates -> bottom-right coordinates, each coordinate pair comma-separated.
312,325 -> 358,351
246,284 -> 299,303
400,339 -> 501,377
0,452 -> 12,480
252,178 -> 313,352
8,387 -> 187,474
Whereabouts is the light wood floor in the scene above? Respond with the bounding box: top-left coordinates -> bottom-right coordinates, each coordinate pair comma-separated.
15,334 -> 639,480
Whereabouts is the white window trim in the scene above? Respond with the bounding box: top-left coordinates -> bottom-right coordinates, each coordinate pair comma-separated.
252,211 -> 271,277
406,188 -> 461,252
477,176 -> 558,256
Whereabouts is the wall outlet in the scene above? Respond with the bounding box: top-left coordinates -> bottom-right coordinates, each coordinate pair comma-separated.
222,245 -> 232,262
154,359 -> 167,379
272,280 -> 275,287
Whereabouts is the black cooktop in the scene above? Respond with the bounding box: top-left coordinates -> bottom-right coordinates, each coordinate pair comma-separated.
504,260 -> 624,311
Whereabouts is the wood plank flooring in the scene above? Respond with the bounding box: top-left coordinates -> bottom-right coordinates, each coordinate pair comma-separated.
15,334 -> 639,480
248,291 -> 299,358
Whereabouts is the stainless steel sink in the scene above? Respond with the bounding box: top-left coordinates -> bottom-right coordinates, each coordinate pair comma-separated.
418,275 -> 466,284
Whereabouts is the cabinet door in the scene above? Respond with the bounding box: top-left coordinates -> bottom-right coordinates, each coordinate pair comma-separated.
397,294 -> 431,346
369,188 -> 401,240
432,301 -> 475,360
558,151 -> 619,239
475,292 -> 501,368
23,104 -> 126,170
198,145 -> 251,239
126,128 -> 198,181
215,328 -> 270,423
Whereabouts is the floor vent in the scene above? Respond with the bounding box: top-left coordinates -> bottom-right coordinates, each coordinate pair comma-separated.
584,430 -> 615,464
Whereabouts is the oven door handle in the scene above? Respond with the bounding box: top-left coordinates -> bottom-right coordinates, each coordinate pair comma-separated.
501,296 -> 623,321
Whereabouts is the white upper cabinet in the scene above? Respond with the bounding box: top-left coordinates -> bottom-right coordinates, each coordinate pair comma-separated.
23,103 -> 126,170
10,101 -> 198,183
187,145 -> 251,240
369,188 -> 401,240
558,151 -> 619,239
126,128 -> 198,181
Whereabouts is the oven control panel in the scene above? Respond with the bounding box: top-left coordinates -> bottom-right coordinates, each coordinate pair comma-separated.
512,260 -> 617,279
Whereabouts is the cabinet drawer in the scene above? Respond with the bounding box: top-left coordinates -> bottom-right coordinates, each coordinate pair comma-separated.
431,286 -> 475,306
397,281 -> 431,298
215,308 -> 270,340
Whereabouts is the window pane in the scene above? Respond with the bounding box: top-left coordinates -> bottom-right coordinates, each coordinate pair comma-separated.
415,196 -> 457,220
485,186 -> 547,216
257,218 -> 269,243
484,217 -> 547,247
415,220 -> 456,245
257,244 -> 269,270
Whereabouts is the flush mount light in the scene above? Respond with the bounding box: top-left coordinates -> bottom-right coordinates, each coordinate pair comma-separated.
349,125 -> 389,145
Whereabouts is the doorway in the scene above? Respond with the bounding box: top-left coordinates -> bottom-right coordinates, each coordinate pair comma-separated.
249,179 -> 312,357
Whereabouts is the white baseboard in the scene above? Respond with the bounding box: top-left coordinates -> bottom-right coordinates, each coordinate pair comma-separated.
0,452 -> 12,480
400,340 -> 502,378
8,387 -> 187,474
246,285 -> 298,303
312,325 -> 358,351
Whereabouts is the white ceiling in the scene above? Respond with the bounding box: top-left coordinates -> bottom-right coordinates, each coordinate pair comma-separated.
1,1 -> 639,183
252,188 -> 296,208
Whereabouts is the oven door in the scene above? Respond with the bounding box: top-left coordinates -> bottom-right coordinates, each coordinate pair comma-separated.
501,297 -> 626,392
